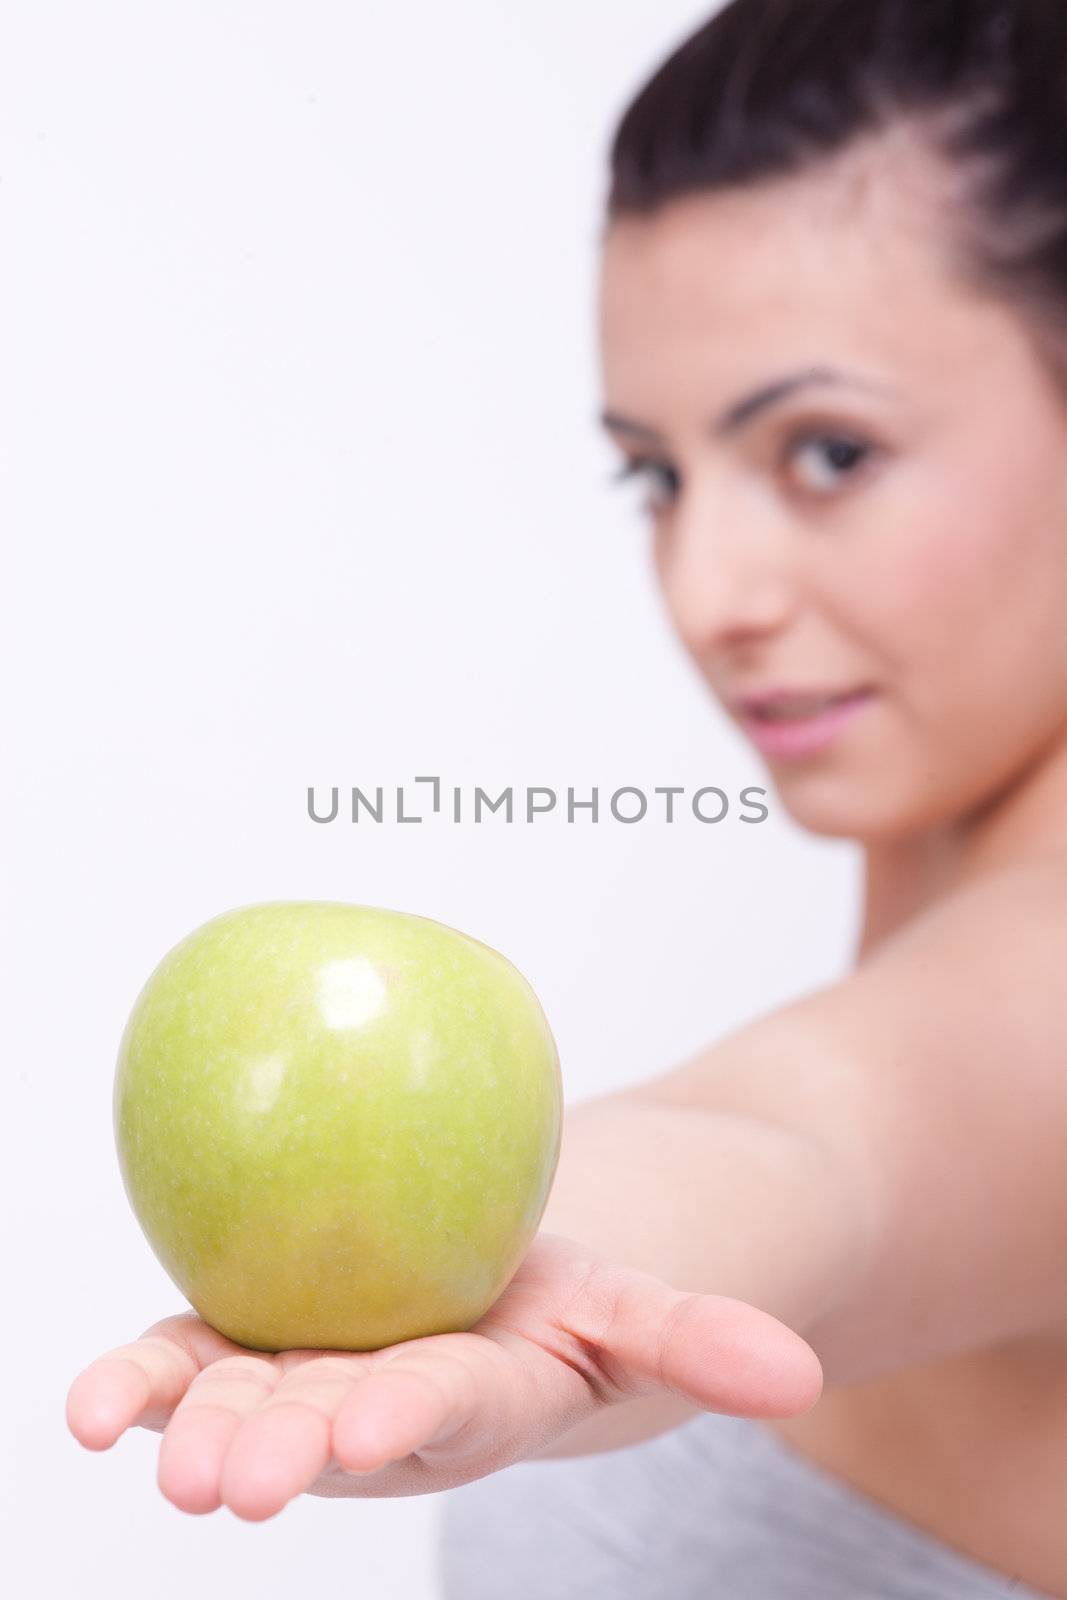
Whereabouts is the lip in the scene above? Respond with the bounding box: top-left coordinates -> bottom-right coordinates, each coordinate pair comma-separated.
734,687 -> 877,760
732,684 -> 868,713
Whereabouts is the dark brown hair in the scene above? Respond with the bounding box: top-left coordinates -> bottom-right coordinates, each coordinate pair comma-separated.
608,0 -> 1067,378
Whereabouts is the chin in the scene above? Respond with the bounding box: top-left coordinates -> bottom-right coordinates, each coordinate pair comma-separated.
769,766 -> 952,844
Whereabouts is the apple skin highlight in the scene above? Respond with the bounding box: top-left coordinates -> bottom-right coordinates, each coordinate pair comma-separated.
113,900 -> 563,1352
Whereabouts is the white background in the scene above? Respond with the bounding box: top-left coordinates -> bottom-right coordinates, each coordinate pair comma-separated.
2,3 -> 860,1596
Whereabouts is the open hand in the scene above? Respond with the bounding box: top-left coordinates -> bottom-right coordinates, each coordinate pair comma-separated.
66,1231 -> 822,1521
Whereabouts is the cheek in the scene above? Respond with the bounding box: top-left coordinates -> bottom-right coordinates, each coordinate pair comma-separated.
840,463 -> 1067,694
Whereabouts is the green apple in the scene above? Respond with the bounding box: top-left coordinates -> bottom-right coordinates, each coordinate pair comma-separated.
113,900 -> 562,1352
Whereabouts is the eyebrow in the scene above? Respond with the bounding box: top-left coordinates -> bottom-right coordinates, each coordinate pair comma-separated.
600,365 -> 894,443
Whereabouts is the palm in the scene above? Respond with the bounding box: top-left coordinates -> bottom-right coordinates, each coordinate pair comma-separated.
66,1231 -> 821,1520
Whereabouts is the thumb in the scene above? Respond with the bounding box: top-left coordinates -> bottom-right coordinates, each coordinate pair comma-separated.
567,1258 -> 824,1420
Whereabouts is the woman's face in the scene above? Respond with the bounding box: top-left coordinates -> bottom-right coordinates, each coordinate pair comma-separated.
598,137 -> 1067,842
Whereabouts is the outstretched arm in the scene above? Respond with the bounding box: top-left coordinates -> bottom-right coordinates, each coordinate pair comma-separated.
526,1091 -> 876,1459
534,860 -> 1067,1457
629,861 -> 1067,1382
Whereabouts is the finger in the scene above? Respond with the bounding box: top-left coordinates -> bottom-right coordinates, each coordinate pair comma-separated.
66,1314 -> 250,1451
157,1353 -> 282,1516
333,1360 -> 463,1476
216,1355 -> 369,1522
67,1323 -> 204,1449
568,1261 -> 824,1418
332,1333 -> 591,1477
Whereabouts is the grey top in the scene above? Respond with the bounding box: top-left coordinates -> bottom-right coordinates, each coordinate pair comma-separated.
437,1409 -> 1055,1599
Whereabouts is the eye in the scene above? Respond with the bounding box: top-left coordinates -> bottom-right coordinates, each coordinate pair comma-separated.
611,456 -> 681,516
783,431 -> 878,495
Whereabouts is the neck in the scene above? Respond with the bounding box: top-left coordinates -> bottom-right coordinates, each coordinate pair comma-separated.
857,725 -> 1067,963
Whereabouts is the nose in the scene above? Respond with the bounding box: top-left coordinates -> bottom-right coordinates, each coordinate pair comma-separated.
655,490 -> 796,659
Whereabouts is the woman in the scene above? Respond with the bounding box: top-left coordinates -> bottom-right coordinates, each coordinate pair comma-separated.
68,1 -> 1067,1594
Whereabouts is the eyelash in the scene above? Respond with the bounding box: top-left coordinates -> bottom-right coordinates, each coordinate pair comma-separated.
611,430 -> 880,512
612,456 -> 682,509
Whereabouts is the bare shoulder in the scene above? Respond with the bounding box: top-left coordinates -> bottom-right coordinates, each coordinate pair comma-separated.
648,853 -> 1067,1121
866,852 -> 1067,972
828,853 -> 1067,1038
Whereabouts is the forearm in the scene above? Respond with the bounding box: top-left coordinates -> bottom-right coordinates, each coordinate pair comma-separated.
529,1087 -> 872,1460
